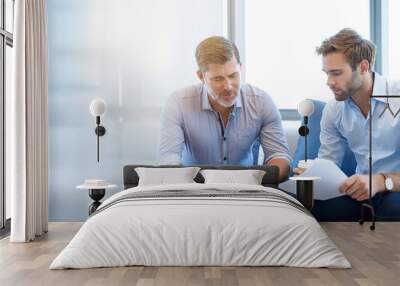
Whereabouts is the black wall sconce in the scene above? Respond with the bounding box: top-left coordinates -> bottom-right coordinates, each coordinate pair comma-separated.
89,98 -> 107,162
297,99 -> 315,162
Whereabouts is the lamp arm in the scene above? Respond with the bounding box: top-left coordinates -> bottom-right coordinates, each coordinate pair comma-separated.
96,116 -> 100,162
305,130 -> 307,162
304,116 -> 308,162
97,125 -> 100,162
94,116 -> 106,162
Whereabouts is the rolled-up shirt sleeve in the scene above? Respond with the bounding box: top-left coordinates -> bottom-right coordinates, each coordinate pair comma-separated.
158,94 -> 185,165
259,94 -> 292,164
318,101 -> 346,167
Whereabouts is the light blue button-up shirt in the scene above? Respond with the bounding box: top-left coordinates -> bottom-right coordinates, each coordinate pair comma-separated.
319,73 -> 400,174
159,83 -> 291,166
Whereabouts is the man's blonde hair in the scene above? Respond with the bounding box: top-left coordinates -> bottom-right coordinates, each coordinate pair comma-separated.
316,28 -> 376,71
195,36 -> 241,72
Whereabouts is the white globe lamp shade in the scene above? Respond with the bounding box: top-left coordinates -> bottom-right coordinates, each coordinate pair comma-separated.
297,99 -> 315,117
89,98 -> 107,116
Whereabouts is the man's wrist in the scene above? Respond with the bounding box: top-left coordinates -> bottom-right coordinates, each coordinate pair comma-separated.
375,174 -> 387,193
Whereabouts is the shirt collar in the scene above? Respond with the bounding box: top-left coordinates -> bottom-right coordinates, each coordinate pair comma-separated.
201,84 -> 242,111
372,72 -> 389,103
372,72 -> 400,112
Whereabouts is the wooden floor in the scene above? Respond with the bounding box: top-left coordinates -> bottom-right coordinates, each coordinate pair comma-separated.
0,222 -> 399,286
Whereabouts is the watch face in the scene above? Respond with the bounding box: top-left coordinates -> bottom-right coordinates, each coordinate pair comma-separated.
385,177 -> 394,190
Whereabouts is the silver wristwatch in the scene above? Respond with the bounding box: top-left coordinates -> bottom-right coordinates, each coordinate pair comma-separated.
382,173 -> 394,191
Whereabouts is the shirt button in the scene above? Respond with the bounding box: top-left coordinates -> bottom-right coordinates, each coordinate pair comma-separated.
223,137 -> 226,141
224,157 -> 227,161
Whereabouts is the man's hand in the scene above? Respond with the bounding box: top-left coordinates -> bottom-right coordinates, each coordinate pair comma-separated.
293,167 -> 304,176
339,174 -> 386,201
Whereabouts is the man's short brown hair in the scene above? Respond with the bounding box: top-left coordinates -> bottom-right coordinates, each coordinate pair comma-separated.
195,36 -> 241,72
316,28 -> 376,71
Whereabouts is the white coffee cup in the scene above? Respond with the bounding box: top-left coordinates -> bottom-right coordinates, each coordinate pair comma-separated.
298,159 -> 314,172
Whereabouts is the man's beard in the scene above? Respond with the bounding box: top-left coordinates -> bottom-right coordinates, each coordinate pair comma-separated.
334,72 -> 363,101
333,89 -> 351,101
206,84 -> 238,108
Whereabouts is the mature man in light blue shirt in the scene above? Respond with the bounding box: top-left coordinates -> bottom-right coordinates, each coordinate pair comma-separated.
159,36 -> 291,181
296,28 -> 400,220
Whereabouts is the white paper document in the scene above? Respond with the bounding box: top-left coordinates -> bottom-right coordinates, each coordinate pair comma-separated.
279,158 -> 348,200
